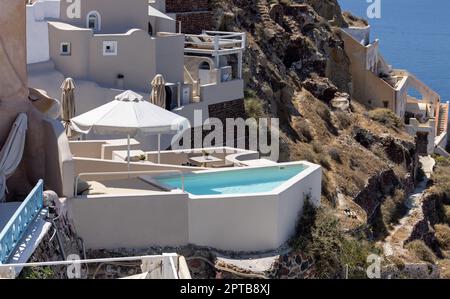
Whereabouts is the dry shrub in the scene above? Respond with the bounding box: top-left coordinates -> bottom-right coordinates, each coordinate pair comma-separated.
439,259 -> 450,279
431,159 -> 450,198
435,224 -> 450,251
311,140 -> 324,154
405,240 -> 437,264
292,201 -> 376,279
244,98 -> 265,119
381,189 -> 407,228
294,120 -> 314,142
334,111 -> 352,130
368,108 -> 404,129
328,147 -> 343,164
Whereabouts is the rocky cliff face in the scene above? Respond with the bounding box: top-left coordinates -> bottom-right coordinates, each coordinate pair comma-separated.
210,0 -> 417,225
205,0 -> 428,278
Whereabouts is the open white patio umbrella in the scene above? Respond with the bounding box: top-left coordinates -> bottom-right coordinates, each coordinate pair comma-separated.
0,113 -> 28,202
61,78 -> 76,138
150,74 -> 166,109
70,90 -> 190,170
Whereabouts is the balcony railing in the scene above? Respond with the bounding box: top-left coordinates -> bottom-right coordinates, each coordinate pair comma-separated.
184,31 -> 246,56
0,180 -> 44,264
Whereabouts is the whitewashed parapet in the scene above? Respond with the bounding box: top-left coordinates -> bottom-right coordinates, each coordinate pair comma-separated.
26,0 -> 61,64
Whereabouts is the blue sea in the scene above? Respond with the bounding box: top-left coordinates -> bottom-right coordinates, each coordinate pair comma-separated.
339,0 -> 450,102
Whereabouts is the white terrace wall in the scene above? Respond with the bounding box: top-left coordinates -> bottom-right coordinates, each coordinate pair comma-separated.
89,29 -> 157,91
342,26 -> 371,46
48,23 -> 185,91
69,193 -> 190,249
149,0 -> 166,13
155,33 -> 185,84
341,29 -> 408,118
68,162 -> 322,252
188,194 -> 280,251
26,0 -> 60,64
48,22 -> 91,78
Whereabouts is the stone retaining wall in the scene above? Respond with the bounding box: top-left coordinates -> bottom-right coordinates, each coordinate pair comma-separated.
165,0 -> 214,34
166,0 -> 210,13
176,12 -> 214,34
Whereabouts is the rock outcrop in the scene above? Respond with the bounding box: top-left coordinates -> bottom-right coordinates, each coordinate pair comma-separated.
208,1 -> 424,278
210,0 -> 416,207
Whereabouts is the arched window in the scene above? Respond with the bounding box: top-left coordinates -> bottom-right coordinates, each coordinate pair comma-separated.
86,11 -> 101,32
199,61 -> 211,70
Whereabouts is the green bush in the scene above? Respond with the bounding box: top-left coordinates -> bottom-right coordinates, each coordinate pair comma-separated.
244,98 -> 266,119
19,266 -> 55,279
435,156 -> 450,167
368,108 -> 404,129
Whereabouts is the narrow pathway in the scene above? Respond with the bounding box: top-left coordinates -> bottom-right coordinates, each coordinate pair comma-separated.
382,156 -> 435,260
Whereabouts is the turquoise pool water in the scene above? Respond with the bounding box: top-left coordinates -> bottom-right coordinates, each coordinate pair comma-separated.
155,165 -> 307,196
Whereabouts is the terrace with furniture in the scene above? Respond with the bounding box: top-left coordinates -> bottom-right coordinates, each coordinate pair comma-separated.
181,31 -> 246,103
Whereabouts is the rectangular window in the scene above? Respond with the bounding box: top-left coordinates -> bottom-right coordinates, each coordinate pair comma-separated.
60,42 -> 71,56
103,41 -> 118,56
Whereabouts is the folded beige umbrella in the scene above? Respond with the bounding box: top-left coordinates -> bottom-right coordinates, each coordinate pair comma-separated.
150,74 -> 166,109
71,90 -> 190,168
61,78 -> 76,138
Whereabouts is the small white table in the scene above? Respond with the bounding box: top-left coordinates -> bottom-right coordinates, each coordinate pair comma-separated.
189,155 -> 223,167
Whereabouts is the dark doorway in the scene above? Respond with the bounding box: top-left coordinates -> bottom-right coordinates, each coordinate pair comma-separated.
416,132 -> 429,155
148,22 -> 153,35
165,86 -> 174,110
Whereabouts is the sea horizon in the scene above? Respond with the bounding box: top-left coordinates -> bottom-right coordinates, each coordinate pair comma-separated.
339,0 -> 450,107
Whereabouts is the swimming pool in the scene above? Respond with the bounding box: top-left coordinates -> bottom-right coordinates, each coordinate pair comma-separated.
155,164 -> 308,196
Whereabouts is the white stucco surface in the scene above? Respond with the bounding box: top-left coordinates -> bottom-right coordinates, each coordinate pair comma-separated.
68,162 -> 322,252
27,61 -> 168,151
342,26 -> 371,46
26,0 -> 60,64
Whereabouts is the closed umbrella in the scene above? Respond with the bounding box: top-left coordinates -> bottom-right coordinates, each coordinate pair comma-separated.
0,113 -> 28,202
150,74 -> 166,109
71,90 -> 190,170
61,78 -> 76,138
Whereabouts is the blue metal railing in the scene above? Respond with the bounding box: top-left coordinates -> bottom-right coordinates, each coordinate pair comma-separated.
0,180 -> 44,264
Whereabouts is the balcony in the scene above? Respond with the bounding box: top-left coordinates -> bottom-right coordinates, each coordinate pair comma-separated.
0,180 -> 47,266
184,31 -> 246,56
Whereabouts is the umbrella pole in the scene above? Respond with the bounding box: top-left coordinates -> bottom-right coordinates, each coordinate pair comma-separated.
127,134 -> 131,177
158,134 -> 161,164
